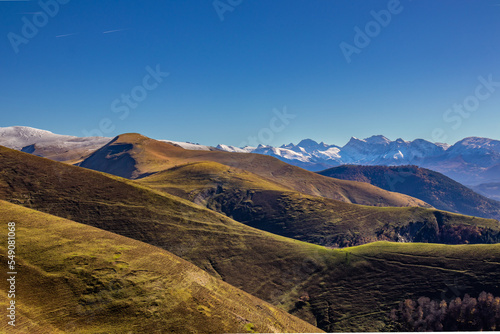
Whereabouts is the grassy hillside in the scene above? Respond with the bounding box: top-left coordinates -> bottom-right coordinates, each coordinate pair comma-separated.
77,134 -> 430,208
308,241 -> 500,331
140,161 -> 500,247
0,200 -> 321,333
0,145 -> 341,328
318,165 -> 500,220
2,146 -> 500,332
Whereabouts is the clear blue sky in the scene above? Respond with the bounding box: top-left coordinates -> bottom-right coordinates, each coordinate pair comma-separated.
1,0 -> 500,147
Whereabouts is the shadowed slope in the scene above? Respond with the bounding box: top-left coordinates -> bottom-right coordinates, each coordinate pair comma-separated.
319,165 -> 500,220
77,133 -> 431,208
3,146 -> 500,332
140,161 -> 500,247
0,144 -> 338,328
0,200 -> 322,333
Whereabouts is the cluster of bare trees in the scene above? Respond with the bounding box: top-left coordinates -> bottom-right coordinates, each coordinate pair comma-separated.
390,292 -> 500,331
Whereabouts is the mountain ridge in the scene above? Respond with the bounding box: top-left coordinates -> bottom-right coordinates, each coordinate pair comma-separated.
139,161 -> 500,248
318,165 -> 500,221
2,126 -> 499,195
75,132 -> 431,208
216,135 -> 500,190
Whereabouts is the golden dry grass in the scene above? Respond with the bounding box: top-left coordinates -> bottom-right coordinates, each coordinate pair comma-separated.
0,200 -> 323,333
2,145 -> 500,332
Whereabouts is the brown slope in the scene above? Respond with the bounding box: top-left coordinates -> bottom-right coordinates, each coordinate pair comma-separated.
78,133 -> 430,208
139,161 -> 500,247
0,200 -> 322,333
0,144 -> 335,328
2,146 -> 500,332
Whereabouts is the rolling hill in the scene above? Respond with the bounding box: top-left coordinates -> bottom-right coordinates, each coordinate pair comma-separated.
140,161 -> 500,247
4,126 -> 499,199
77,133 -> 430,208
318,165 -> 500,221
0,200 -> 321,333
2,146 -> 500,332
0,144 -> 347,329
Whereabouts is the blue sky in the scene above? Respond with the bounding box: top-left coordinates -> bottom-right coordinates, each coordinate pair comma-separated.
1,0 -> 499,147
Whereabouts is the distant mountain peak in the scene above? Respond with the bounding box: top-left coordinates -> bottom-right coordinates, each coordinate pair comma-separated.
0,126 -> 56,138
0,126 -> 111,161
455,137 -> 500,148
346,137 -> 366,144
435,142 -> 451,150
364,135 -> 391,145
297,138 -> 319,146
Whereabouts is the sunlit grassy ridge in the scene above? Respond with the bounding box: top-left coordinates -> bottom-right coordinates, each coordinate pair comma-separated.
2,146 -> 500,332
78,133 -> 430,208
0,145 -> 339,327
140,161 -> 500,247
0,200 -> 323,333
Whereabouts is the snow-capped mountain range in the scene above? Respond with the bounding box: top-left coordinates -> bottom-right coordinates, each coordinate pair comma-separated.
216,135 -> 500,187
0,126 -> 111,162
0,126 -> 108,151
216,135 -> 453,169
1,126 -> 499,189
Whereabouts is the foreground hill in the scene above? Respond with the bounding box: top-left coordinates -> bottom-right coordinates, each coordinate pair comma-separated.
77,133 -> 430,208
0,200 -> 321,333
0,144 -> 344,329
140,161 -> 500,247
2,146 -> 500,331
318,165 -> 500,221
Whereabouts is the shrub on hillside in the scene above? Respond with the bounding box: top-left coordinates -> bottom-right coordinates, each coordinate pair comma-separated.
390,291 -> 500,331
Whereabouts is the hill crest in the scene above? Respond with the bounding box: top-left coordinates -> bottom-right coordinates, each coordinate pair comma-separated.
75,133 -> 431,208
319,164 -> 500,221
